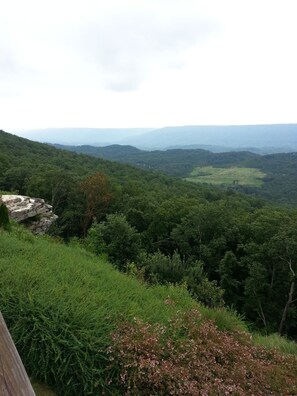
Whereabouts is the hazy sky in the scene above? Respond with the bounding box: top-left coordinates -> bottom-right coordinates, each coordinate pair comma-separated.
1,0 -> 297,132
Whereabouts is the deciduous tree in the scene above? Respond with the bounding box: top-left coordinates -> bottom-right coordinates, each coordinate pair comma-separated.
80,172 -> 112,236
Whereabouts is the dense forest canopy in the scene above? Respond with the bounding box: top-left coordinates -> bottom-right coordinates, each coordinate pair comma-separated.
1,129 -> 297,339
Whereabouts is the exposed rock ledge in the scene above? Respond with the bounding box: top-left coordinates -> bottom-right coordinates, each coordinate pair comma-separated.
0,195 -> 58,234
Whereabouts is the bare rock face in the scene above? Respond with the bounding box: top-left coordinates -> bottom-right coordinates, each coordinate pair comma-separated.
0,195 -> 58,234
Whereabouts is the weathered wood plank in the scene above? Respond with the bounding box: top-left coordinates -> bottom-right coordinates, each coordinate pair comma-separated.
0,313 -> 35,395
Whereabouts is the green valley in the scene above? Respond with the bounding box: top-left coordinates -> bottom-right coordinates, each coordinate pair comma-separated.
53,142 -> 297,206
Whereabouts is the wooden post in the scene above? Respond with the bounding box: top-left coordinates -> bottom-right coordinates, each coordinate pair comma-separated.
0,312 -> 35,395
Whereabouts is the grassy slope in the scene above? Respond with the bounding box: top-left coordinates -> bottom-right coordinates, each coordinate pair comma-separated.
0,227 -> 197,394
186,166 -> 266,187
0,226 -> 296,394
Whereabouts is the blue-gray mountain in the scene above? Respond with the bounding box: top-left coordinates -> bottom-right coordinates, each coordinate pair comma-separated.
16,128 -> 154,146
18,124 -> 297,151
121,124 -> 297,150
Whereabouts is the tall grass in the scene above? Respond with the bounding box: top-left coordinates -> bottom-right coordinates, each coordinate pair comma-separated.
253,333 -> 297,356
0,227 -> 196,394
199,305 -> 248,333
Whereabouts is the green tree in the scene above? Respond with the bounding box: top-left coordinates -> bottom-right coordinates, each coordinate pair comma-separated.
139,251 -> 185,284
80,173 -> 112,236
269,227 -> 297,335
171,202 -> 233,279
0,203 -> 10,230
84,220 -> 106,256
185,261 -> 223,307
2,167 -> 31,194
219,251 -> 245,309
145,197 -> 200,255
243,209 -> 297,336
26,169 -> 76,212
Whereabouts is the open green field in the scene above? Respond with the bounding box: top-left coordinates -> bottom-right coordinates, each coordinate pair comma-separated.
185,166 -> 266,187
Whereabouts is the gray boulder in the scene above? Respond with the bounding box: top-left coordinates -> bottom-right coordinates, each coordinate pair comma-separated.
0,195 -> 58,234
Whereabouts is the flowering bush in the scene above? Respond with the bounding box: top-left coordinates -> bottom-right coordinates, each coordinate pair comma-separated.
108,309 -> 297,395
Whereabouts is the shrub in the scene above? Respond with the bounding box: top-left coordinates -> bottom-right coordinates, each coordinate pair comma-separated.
139,252 -> 224,307
86,214 -> 141,270
108,309 -> 297,395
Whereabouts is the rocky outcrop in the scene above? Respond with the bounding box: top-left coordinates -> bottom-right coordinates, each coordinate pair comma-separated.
0,195 -> 58,234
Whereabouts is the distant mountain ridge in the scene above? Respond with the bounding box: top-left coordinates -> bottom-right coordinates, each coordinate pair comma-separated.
121,124 -> 297,150
17,128 -> 154,146
17,124 -> 297,151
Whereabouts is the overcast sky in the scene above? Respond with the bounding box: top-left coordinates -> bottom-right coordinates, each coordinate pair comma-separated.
1,0 -> 297,132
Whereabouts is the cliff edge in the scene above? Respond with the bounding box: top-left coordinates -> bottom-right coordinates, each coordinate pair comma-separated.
0,195 -> 58,234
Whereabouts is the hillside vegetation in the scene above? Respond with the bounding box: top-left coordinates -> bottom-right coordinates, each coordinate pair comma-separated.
0,226 -> 297,395
54,143 -> 297,206
1,129 -> 297,393
0,226 -> 194,394
0,132 -> 297,338
1,129 -> 297,338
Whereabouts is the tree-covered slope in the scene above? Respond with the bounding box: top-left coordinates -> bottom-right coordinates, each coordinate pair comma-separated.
52,143 -> 259,177
53,142 -> 297,206
0,129 -> 239,237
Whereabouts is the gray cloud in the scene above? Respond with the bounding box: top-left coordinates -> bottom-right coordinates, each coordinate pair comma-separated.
0,47 -> 18,76
0,35 -> 42,97
0,47 -> 24,96
74,9 -> 220,91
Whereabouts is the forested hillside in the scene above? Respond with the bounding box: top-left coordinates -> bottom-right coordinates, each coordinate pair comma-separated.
1,129 -> 297,340
53,143 -> 258,177
54,143 -> 297,206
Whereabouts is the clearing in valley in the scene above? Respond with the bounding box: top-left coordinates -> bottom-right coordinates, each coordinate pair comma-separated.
185,166 -> 266,187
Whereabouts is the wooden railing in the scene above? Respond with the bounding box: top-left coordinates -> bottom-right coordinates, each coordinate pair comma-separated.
0,312 -> 35,395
